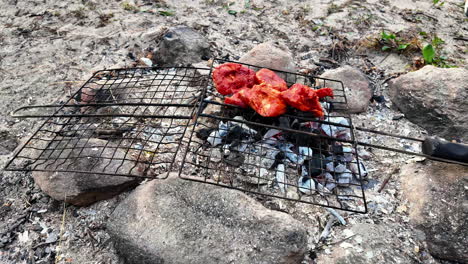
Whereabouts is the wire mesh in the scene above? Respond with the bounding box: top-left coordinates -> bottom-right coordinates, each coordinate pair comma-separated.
179,59 -> 367,213
5,67 -> 211,178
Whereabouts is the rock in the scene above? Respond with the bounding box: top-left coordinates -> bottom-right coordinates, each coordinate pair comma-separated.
32,138 -> 139,206
107,174 -> 308,264
400,161 -> 468,263
239,42 -> 296,82
320,66 -> 372,113
389,65 -> 468,142
155,26 -> 211,66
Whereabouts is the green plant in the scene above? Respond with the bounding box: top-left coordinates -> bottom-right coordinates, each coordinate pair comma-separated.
422,35 -> 455,68
158,10 -> 174,16
432,0 -> 444,6
379,31 -> 411,52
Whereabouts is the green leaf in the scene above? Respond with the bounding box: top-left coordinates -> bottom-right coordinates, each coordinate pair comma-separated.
397,44 -> 409,50
228,10 -> 237,15
381,31 -> 390,40
432,0 -> 439,4
382,45 -> 391,51
423,44 -> 435,64
158,10 -> 174,16
419,31 -> 427,36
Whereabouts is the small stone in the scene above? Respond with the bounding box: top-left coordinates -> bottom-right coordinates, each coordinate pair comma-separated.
139,57 -> 153,67
239,42 -> 296,82
320,66 -> 372,113
155,26 -> 211,66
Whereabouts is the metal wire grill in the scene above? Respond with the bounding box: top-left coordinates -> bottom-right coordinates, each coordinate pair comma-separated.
5,67 -> 210,178
179,60 -> 367,213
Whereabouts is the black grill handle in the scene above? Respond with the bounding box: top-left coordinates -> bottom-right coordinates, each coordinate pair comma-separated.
422,137 -> 468,164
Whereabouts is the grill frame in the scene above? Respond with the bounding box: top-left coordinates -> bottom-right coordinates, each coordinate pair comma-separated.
177,59 -> 368,213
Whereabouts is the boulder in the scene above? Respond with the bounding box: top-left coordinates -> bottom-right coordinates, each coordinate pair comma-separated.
155,26 -> 211,66
32,138 -> 139,206
107,174 -> 308,264
400,161 -> 468,263
239,42 -> 297,82
389,65 -> 468,142
320,66 -> 372,113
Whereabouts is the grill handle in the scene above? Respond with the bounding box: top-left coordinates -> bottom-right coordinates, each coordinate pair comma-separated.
422,137 -> 468,164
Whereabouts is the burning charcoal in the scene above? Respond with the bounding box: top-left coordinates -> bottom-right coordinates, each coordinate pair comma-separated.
297,147 -> 313,165
321,117 -> 351,139
337,169 -> 353,186
277,143 -> 299,163
275,164 -> 287,193
298,176 -> 315,194
349,160 -> 368,179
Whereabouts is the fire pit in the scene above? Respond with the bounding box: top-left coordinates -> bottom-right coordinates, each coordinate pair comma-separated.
6,60 -> 466,214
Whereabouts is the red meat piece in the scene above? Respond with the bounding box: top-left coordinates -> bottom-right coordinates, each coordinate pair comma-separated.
315,87 -> 334,99
281,83 -> 325,117
238,83 -> 287,117
255,68 -> 288,91
225,88 -> 248,108
212,63 -> 256,95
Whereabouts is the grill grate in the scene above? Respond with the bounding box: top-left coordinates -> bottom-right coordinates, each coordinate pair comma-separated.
6,63 -> 369,213
179,59 -> 367,213
6,67 -> 210,179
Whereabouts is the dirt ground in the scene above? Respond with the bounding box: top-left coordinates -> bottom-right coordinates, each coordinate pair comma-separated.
0,0 -> 467,263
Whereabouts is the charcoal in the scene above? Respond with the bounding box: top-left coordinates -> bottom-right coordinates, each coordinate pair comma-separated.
337,169 -> 353,186
261,147 -> 280,169
277,143 -> 299,163
321,117 -> 350,139
207,130 -> 224,146
303,154 -> 325,177
349,160 -> 368,179
275,164 -> 287,193
323,172 -> 337,191
297,147 -> 313,165
298,176 -> 315,194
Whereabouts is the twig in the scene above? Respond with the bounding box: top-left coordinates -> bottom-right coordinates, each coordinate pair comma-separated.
453,37 -> 468,42
319,217 -> 336,242
326,208 -> 346,225
328,234 -> 356,245
378,168 -> 400,193
55,195 -> 67,264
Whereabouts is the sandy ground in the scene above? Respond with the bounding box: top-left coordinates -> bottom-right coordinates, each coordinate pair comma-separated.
0,0 -> 467,263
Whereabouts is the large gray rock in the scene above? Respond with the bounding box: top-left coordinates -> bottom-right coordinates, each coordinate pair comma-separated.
400,161 -> 468,263
239,41 -> 297,82
107,175 -> 308,264
32,138 -> 139,206
155,26 -> 211,66
389,66 -> 468,142
320,66 -> 372,113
